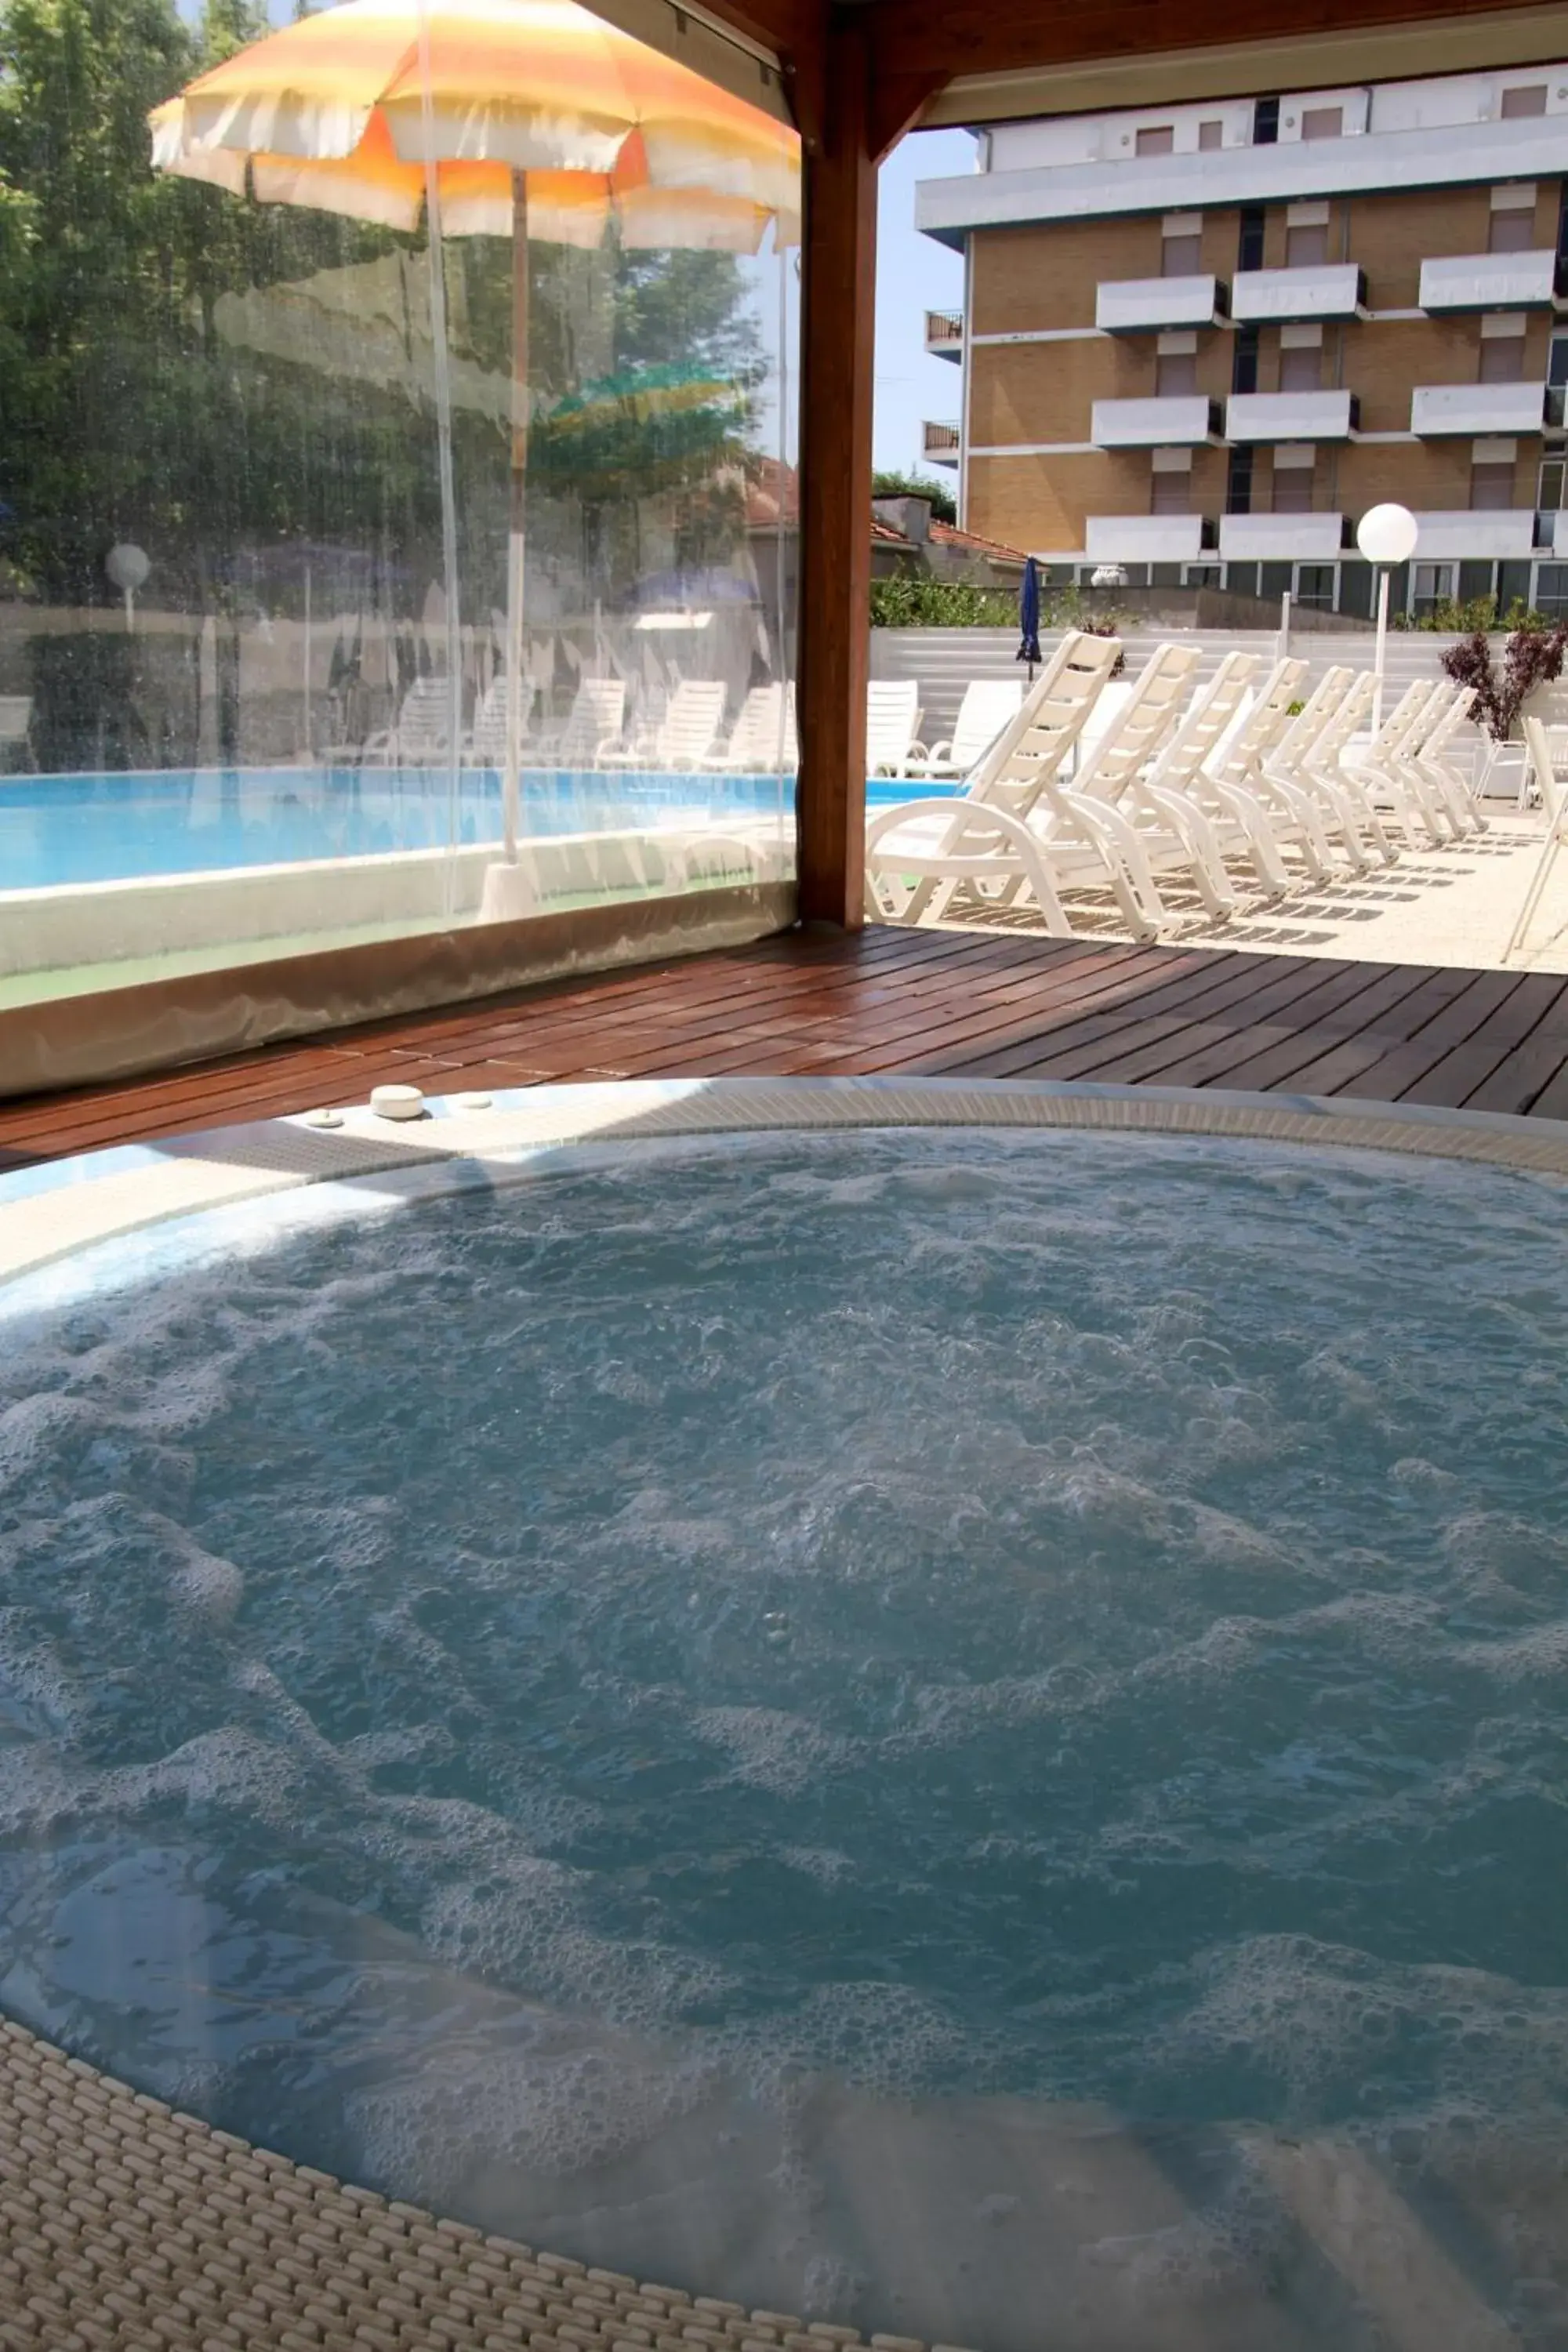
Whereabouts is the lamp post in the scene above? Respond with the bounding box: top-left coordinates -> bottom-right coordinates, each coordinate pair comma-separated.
1355,503 -> 1418,735
105,543 -> 151,634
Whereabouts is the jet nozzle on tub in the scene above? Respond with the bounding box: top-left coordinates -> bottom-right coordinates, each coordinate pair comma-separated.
369,1084 -> 426,1121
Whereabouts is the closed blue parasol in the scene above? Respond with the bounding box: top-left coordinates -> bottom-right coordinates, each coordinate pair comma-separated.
1017,554 -> 1041,681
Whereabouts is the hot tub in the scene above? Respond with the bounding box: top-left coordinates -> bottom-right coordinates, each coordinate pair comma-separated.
2,1079 -> 1565,2352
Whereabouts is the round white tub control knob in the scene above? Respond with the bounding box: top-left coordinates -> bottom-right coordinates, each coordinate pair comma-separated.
370,1084 -> 426,1122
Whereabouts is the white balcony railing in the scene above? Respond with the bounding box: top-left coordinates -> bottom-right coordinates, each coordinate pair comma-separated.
1094,274 -> 1224,333
1231,263 -> 1364,324
924,309 -> 964,358
1406,510 -> 1538,558
1091,395 -> 1219,447
1410,381 -> 1548,435
921,419 -> 962,464
1218,512 -> 1346,561
1084,515 -> 1208,563
1225,389 -> 1357,441
1419,251 -> 1558,313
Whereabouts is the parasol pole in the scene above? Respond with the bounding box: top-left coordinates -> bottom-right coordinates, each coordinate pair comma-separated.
503,169 -> 529,863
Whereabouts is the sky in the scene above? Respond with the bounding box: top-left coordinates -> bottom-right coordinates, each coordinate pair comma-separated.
873,129 -> 975,480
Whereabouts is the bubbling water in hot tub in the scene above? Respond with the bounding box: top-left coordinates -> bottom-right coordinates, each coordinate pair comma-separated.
1,1125 -> 1566,2352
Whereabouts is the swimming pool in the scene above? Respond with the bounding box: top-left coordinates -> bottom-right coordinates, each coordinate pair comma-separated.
2,1081 -> 1564,2352
0,766 -> 952,892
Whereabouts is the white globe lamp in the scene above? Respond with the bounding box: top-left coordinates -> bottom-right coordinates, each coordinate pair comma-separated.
1356,503 -> 1419,568
1356,503 -> 1418,732
105,542 -> 151,633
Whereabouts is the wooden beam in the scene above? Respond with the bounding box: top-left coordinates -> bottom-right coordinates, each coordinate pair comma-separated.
858,0 -> 1560,92
794,11 -> 877,930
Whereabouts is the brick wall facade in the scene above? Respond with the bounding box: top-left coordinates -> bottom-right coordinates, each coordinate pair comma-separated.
957,180 -> 1566,561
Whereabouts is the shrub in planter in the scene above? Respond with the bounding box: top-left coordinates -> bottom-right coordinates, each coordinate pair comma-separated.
1441,619 -> 1568,742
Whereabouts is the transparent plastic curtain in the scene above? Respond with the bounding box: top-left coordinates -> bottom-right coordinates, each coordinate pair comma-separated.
0,0 -> 797,1025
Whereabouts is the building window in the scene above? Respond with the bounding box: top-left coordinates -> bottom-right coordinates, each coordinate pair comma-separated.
1238,207 -> 1266,271
1300,106 -> 1343,140
1163,231 -> 1203,275
1156,349 -> 1199,395
1137,125 -> 1175,155
1472,460 -> 1516,509
1490,207 -> 1537,254
1232,325 -> 1260,394
1540,456 -> 1568,509
1253,96 -> 1280,144
1273,446 -> 1316,512
1285,220 -> 1330,268
1537,563 -> 1568,615
1413,561 -> 1457,615
1479,328 -> 1528,383
1297,564 -> 1337,608
1501,83 -> 1548,118
1198,120 -> 1223,151
1227,446 -> 1254,512
1279,343 -> 1323,392
1151,469 -> 1191,516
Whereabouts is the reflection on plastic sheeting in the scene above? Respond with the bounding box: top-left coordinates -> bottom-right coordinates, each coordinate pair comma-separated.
0,0 -> 800,1022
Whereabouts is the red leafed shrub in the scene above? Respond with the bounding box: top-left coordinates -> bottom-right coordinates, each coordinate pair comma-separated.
1443,622 -> 1568,741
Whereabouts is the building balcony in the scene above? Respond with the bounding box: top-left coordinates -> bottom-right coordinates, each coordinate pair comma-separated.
1410,381 -> 1548,436
1225,389 -> 1358,441
924,309 -> 964,360
1091,395 -> 1221,448
1231,263 -> 1365,325
921,419 -> 961,466
1419,250 -> 1559,314
1094,274 -> 1226,333
1084,514 -> 1211,563
1218,511 -> 1347,561
1404,509 -> 1539,558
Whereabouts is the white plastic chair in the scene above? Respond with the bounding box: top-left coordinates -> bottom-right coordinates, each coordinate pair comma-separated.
866,679 -> 924,775
865,630 -> 1138,930
538,679 -> 627,770
1134,651 -> 1294,896
902,680 -> 1023,779
1507,716 -> 1568,960
604,679 -> 728,771
358,673 -> 459,767
1339,679 -> 1457,851
706,683 -> 798,772
1261,667 -> 1392,875
0,695 -> 33,770
1058,641 -> 1238,924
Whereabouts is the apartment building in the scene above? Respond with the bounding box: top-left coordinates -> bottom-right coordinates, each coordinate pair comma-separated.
915,66 -> 1568,617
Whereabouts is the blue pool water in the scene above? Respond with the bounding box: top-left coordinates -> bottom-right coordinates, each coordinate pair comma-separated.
0,766 -> 953,892
1,1126 -> 1564,2347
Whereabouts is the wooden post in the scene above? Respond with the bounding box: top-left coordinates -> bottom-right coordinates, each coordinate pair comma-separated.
794,14 -> 877,928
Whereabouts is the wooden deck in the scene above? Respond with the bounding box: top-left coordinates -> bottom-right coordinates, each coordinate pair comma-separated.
5,925 -> 1568,1167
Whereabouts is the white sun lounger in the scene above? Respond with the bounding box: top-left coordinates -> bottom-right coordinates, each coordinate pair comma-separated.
602,679 -> 729,771
902,680 -> 1024,780
866,680 -> 925,775
865,630 -> 1146,931
1058,641 -> 1241,923
1506,716 -> 1568,960
706,683 -> 798,773
536,679 -> 627,770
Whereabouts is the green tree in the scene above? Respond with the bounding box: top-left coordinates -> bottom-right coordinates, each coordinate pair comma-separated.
0,0 -> 769,622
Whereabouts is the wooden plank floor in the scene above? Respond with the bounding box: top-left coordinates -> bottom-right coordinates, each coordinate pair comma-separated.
5,924 -> 1568,1170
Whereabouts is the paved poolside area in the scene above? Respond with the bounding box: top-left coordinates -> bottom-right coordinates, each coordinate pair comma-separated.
935,811 -> 1568,974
